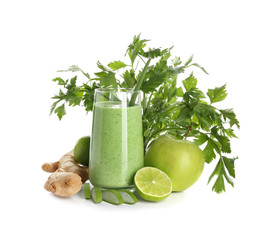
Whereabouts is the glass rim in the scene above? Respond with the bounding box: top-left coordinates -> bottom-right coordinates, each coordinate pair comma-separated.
94,87 -> 140,93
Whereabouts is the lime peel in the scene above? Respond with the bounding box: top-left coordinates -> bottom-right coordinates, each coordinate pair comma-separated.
74,136 -> 90,166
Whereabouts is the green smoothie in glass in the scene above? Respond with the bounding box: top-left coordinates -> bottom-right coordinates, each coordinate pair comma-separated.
89,89 -> 144,188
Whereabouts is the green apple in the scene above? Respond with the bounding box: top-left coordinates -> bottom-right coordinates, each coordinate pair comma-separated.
144,134 -> 204,191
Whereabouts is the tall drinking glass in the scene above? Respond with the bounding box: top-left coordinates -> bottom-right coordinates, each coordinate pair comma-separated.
89,88 -> 144,188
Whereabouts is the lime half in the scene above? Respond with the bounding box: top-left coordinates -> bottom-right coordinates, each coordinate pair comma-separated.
134,167 -> 172,202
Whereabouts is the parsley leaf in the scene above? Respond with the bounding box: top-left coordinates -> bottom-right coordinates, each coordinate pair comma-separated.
182,72 -> 197,91
208,156 -> 236,193
58,65 -> 91,79
141,48 -> 162,59
52,77 -> 67,86
194,132 -> 220,163
97,61 -> 112,72
127,33 -> 149,65
99,72 -> 117,88
203,140 -> 217,163
122,70 -> 136,88
188,63 -> 209,74
82,83 -> 96,112
212,169 -> 226,193
220,108 -> 240,128
207,84 -> 228,103
108,61 -> 127,71
54,103 -> 66,120
185,54 -> 194,66
211,126 -> 231,153
223,156 -> 237,178
141,71 -> 169,93
50,100 -> 60,116
172,56 -> 182,66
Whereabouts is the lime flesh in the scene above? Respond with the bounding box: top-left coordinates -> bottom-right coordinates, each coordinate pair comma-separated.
134,167 -> 172,202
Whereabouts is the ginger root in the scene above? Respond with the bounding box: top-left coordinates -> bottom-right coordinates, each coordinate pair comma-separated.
42,151 -> 89,197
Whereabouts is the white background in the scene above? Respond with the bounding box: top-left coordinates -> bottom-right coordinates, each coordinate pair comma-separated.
1,0 -> 279,239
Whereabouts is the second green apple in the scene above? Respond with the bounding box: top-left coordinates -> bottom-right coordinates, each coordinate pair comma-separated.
144,134 -> 204,192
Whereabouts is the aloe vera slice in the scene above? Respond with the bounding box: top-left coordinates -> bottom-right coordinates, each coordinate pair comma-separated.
102,190 -> 124,205
83,183 -> 91,199
91,187 -> 102,203
118,189 -> 138,204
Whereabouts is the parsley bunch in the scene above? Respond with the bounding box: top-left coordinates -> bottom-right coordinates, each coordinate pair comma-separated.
50,34 -> 239,193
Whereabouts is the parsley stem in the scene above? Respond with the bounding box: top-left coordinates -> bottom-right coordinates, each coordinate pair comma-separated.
143,93 -> 153,115
138,55 -> 146,64
143,93 -> 147,110
134,60 -> 139,71
184,122 -> 193,140
129,58 -> 151,106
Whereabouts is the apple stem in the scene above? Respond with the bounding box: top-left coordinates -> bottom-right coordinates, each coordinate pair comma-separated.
184,122 -> 193,140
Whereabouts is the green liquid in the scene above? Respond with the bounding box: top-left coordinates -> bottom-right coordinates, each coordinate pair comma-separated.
89,102 -> 144,188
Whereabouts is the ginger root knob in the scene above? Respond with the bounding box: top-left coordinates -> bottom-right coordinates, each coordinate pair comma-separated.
42,151 -> 89,197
